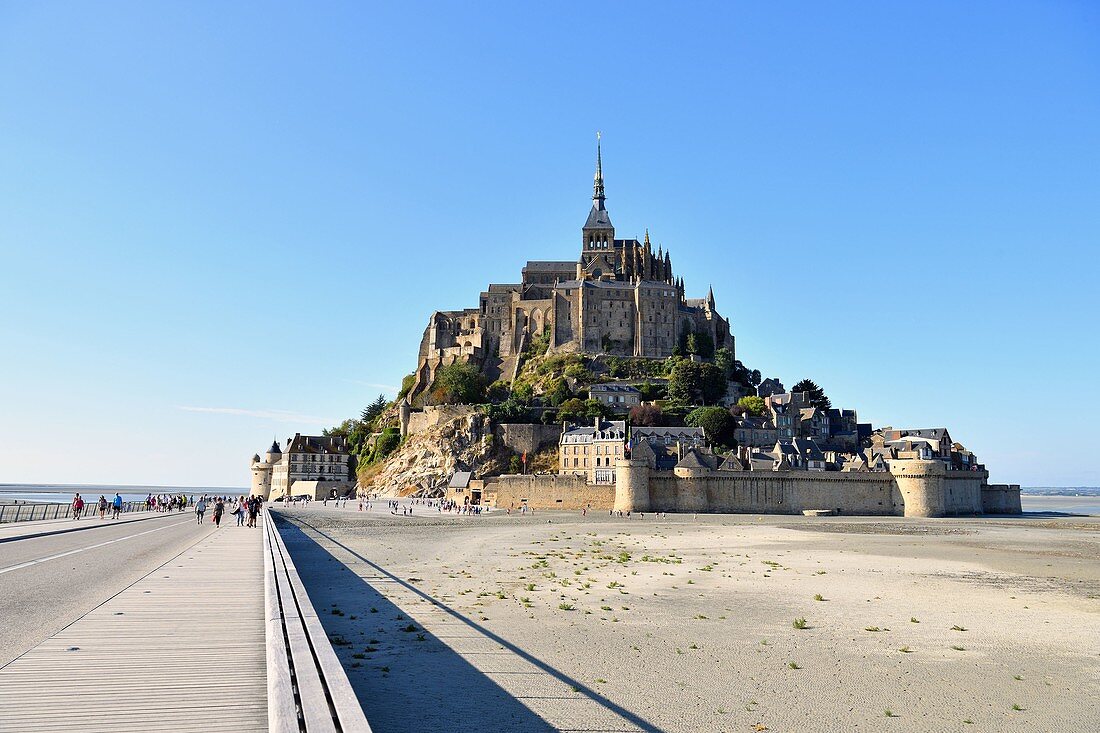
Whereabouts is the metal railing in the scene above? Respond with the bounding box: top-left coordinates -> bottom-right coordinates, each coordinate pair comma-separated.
0,501 -> 156,524
264,507 -> 372,732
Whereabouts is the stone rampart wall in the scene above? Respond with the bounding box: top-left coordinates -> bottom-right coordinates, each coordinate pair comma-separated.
485,473 -> 613,511
495,424 -> 563,456
982,484 -> 1023,514
648,471 -> 900,515
479,459 -> 1019,518
406,405 -> 480,436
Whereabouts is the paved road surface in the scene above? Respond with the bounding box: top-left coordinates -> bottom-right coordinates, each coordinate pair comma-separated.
0,511 -> 213,665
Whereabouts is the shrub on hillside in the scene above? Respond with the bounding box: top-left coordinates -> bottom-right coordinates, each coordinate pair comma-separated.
667,360 -> 727,405
431,362 -> 486,404
736,395 -> 767,416
685,406 -> 737,448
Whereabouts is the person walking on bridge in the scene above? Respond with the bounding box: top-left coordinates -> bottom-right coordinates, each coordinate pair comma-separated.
112,493 -> 123,520
71,493 -> 84,520
213,498 -> 225,528
195,497 -> 207,525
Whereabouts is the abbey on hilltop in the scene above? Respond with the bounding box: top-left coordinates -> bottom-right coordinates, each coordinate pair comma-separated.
410,138 -> 731,402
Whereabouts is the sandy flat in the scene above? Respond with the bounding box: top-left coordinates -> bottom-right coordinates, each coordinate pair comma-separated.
274,505 -> 1100,733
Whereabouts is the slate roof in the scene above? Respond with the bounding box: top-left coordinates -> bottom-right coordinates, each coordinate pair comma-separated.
561,419 -> 627,444
448,471 -> 472,489
891,428 -> 950,441
590,384 -> 641,395
523,261 -> 576,272
676,447 -> 717,471
286,434 -> 346,455
633,426 -> 705,443
584,205 -> 614,229
792,438 -> 825,461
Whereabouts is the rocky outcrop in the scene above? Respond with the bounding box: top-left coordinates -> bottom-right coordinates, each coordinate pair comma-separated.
359,409 -> 504,498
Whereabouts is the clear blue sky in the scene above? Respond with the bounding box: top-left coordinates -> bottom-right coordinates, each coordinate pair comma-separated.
1,2 -> 1097,488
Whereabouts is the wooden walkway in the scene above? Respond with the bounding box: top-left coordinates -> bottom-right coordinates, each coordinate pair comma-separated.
0,521 -> 267,732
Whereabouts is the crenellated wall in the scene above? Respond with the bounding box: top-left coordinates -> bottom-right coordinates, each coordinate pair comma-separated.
982,483 -> 1023,514
482,458 -> 1018,517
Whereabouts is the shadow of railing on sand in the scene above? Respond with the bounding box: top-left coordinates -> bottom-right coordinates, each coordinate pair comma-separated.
274,517 -> 663,733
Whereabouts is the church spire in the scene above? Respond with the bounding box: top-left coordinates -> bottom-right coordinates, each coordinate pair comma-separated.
593,132 -> 606,208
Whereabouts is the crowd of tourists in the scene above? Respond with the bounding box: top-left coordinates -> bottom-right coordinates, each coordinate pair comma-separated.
193,494 -> 264,528
68,491 -> 264,527
69,492 -> 125,520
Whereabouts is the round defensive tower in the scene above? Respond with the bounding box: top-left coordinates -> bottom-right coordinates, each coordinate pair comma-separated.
250,458 -> 272,499
890,460 -> 946,518
399,396 -> 412,438
614,457 -> 651,513
672,465 -> 708,512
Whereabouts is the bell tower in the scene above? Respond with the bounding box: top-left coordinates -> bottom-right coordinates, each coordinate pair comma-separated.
582,134 -> 615,253
580,133 -> 616,278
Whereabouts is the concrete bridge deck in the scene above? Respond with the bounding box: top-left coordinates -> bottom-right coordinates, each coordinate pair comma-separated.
0,518 -> 267,732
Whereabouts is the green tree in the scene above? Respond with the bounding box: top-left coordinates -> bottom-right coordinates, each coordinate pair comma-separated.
583,399 -> 613,419
791,379 -> 831,410
432,362 -> 486,404
686,331 -> 714,359
685,406 -> 737,448
397,373 -> 416,399
546,377 -> 571,406
508,454 -> 523,474
736,395 -> 767,417
638,382 -> 665,401
564,363 -> 589,383
360,394 -> 388,426
667,360 -> 727,405
366,428 -> 401,464
713,347 -> 735,378
557,398 -> 587,423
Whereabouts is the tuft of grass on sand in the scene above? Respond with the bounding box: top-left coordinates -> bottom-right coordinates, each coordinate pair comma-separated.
787,661 -> 801,669
951,645 -> 966,651
910,617 -> 919,623
1011,704 -> 1024,711
951,625 -> 967,631
558,603 -> 575,611
865,626 -> 882,632
813,594 -> 825,602
1013,675 -> 1023,681
899,646 -> 912,653
885,709 -> 898,718
792,617 -> 808,629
